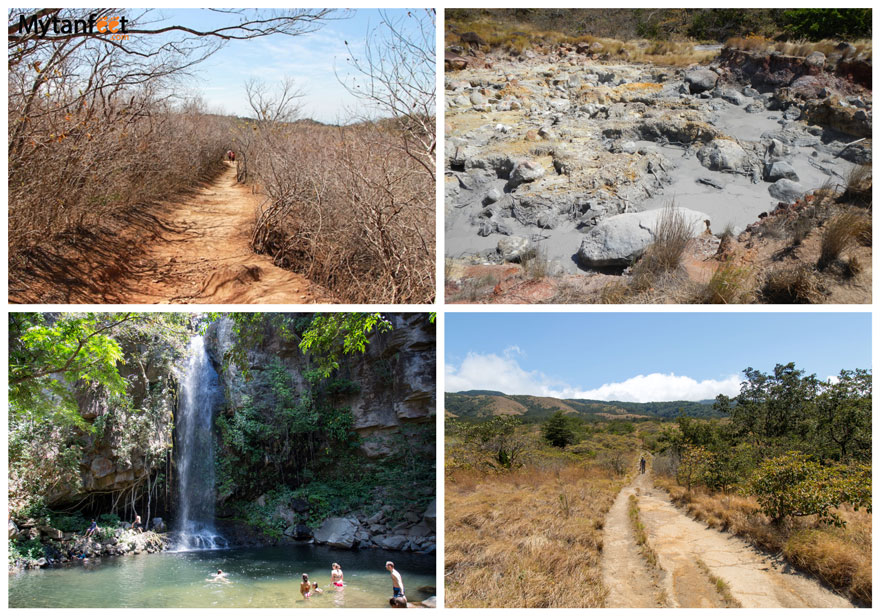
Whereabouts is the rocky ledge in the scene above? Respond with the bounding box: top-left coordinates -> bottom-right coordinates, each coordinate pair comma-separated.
8,517 -> 167,572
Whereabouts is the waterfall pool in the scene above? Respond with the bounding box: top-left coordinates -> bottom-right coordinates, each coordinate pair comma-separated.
8,544 -> 436,608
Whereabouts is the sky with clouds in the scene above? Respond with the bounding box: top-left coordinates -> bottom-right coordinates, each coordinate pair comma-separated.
445,313 -> 871,403
141,9 -> 432,123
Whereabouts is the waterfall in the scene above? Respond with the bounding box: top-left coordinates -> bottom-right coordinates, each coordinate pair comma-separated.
174,335 -> 226,551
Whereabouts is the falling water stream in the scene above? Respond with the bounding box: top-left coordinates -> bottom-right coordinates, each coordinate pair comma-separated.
174,335 -> 226,551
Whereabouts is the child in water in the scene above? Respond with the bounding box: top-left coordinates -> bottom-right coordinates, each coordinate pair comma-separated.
300,574 -> 323,598
207,569 -> 230,584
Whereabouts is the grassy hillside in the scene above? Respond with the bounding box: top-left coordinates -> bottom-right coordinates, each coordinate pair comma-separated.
446,391 -> 719,420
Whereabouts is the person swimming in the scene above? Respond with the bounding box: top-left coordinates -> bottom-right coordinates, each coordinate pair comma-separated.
331,562 -> 344,588
207,569 -> 230,584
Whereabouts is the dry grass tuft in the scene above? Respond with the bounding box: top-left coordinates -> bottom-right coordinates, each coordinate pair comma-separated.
696,263 -> 752,304
761,265 -> 822,303
520,245 -> 549,280
446,462 -> 623,607
628,494 -> 659,569
818,211 -> 863,270
695,557 -> 743,608
842,164 -> 872,207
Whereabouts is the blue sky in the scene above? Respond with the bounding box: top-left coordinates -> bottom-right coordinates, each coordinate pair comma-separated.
138,9 -> 432,123
446,313 -> 872,402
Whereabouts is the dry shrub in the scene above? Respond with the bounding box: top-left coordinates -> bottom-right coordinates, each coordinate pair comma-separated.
696,263 -> 752,304
446,462 -> 622,607
761,265 -> 822,303
240,119 -> 435,303
818,211 -> 862,270
657,479 -> 871,606
520,245 -> 549,280
9,92 -> 227,261
599,280 -> 630,304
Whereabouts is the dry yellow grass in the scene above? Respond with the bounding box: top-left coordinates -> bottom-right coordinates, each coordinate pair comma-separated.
446,463 -> 623,607
726,36 -> 872,60
655,478 -> 872,605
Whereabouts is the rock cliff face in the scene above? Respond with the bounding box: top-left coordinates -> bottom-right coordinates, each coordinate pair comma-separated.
205,313 -> 436,459
48,341 -> 178,507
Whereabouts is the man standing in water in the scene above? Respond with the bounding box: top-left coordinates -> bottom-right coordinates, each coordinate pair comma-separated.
386,561 -> 405,600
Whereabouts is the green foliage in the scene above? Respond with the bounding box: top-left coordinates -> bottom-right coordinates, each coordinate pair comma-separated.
782,9 -> 871,41
9,538 -> 44,567
300,313 -> 393,377
98,513 -> 122,527
541,411 -> 579,448
8,312 -> 188,516
750,452 -> 872,526
447,416 -> 528,470
677,445 -> 716,491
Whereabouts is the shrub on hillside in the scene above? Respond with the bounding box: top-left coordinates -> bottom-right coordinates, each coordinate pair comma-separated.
749,451 -> 871,527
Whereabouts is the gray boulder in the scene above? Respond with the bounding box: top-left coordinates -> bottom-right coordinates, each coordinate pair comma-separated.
314,517 -> 359,549
765,161 -> 799,182
805,51 -> 826,68
423,500 -> 436,530
469,91 -> 486,105
697,139 -> 749,173
577,208 -> 711,268
9,519 -> 18,539
717,88 -> 746,106
685,69 -> 718,93
497,236 -> 531,263
509,159 -> 545,186
151,518 -> 166,533
375,534 -> 408,551
768,179 -> 806,204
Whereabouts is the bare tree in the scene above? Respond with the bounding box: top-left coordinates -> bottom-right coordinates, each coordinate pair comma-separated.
244,77 -> 304,124
338,9 -> 436,179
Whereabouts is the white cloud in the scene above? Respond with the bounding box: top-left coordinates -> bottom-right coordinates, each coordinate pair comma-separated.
445,352 -> 741,403
827,375 -> 840,384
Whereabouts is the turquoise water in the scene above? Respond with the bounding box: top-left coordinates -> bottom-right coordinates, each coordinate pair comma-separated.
8,545 -> 436,608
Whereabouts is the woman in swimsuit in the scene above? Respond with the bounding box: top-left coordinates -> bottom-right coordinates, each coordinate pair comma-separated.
331,562 -> 344,588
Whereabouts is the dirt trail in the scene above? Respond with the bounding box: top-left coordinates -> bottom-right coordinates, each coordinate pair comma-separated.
602,471 -> 854,608
601,475 -> 666,607
10,163 -> 334,304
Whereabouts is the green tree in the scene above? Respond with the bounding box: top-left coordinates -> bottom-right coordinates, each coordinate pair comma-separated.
782,9 -> 871,41
676,445 -> 715,491
749,451 -> 871,526
542,411 -> 578,448
815,369 -> 871,462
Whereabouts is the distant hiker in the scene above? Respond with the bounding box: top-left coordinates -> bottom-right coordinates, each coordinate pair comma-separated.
331,562 -> 344,588
227,150 -> 235,162
639,456 -> 647,474
386,561 -> 405,599
131,514 -> 143,533
208,569 -> 230,583
84,519 -> 98,538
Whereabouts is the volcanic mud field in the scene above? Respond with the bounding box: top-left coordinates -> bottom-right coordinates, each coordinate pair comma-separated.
445,44 -> 871,298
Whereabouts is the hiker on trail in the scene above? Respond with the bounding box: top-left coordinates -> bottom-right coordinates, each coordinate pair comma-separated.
386,561 -> 405,600
639,456 -> 647,474
331,562 -> 344,588
227,150 -> 235,162
84,519 -> 99,538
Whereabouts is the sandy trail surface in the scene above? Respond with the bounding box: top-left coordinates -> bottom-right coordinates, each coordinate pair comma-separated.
602,471 -> 854,608
10,163 -> 333,304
